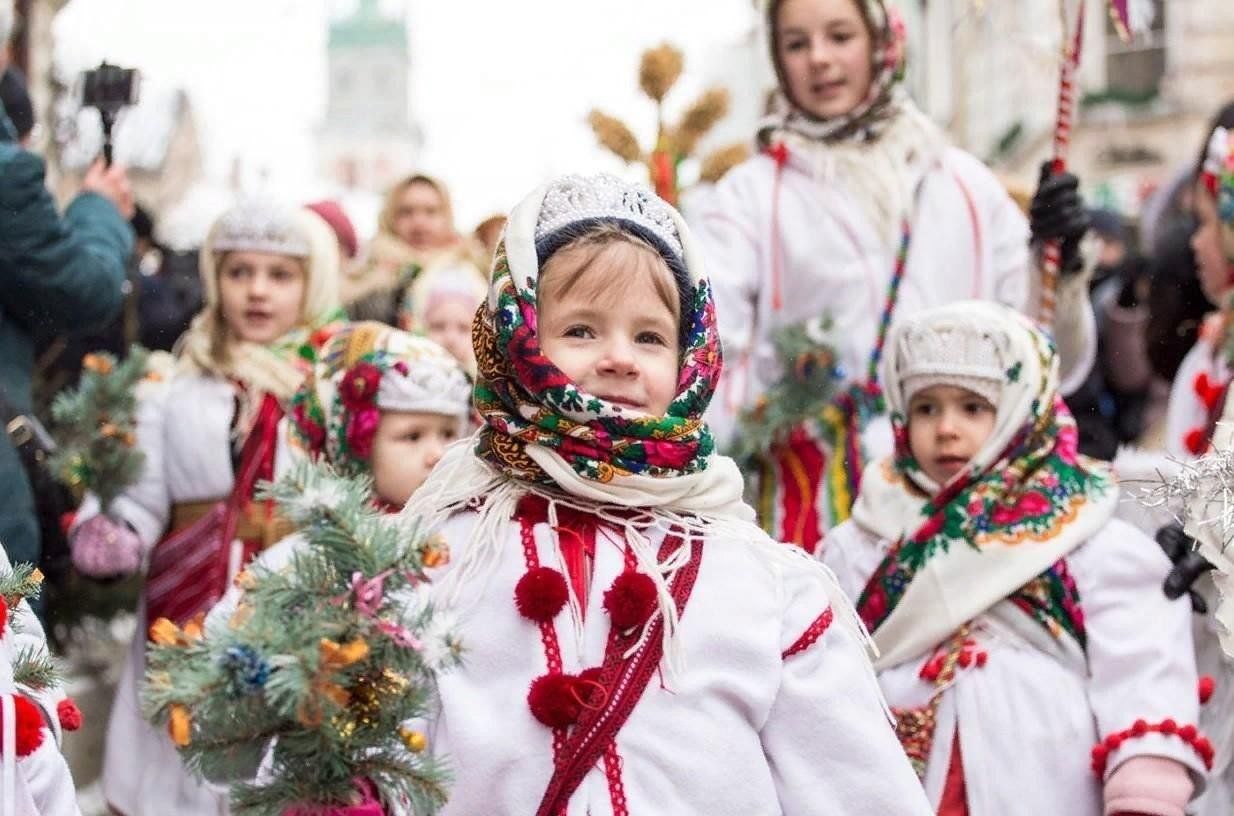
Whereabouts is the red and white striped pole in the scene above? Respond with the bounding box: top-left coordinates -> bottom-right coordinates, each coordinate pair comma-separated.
1039,2 -> 1087,325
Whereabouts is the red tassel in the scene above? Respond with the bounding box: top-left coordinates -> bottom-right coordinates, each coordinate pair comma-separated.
602,571 -> 658,631
1199,675 -> 1216,705
0,597 -> 7,632
0,695 -> 47,757
527,673 -> 585,729
57,698 -> 83,732
514,567 -> 570,624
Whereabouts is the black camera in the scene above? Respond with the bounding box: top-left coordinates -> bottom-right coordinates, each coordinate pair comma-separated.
82,62 -> 140,165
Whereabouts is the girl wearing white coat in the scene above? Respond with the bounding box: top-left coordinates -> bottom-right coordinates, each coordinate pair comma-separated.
68,200 -> 343,816
691,0 -> 1095,551
823,302 -> 1205,816
400,173 -> 933,815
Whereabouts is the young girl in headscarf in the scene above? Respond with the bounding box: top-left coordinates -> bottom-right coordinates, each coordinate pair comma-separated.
67,199 -> 344,816
288,320 -> 472,509
396,252 -> 488,378
691,0 -> 1095,551
344,174 -> 478,325
198,323 -> 471,814
401,173 -> 932,815
822,300 -> 1204,815
1155,123 -> 1234,816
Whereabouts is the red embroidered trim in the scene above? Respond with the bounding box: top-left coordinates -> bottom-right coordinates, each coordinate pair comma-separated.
767,142 -> 788,311
781,607 -> 834,659
520,515 -> 568,761
534,535 -> 703,816
950,168 -> 984,300
603,743 -> 629,816
1090,719 -> 1214,778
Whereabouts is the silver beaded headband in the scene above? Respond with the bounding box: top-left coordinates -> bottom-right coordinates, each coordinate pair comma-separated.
212,199 -> 312,258
534,173 -> 684,260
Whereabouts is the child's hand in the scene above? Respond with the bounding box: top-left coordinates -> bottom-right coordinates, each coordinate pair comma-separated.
1103,755 -> 1192,816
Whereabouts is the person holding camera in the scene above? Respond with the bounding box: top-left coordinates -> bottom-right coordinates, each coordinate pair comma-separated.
0,4 -> 135,573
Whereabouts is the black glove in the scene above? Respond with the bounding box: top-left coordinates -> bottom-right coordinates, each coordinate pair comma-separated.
1029,161 -> 1090,277
1155,522 -> 1214,614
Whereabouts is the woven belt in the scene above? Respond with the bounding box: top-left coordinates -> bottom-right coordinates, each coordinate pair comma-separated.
170,500 -> 295,549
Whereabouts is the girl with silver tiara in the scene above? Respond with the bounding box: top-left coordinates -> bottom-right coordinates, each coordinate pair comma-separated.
67,199 -> 344,816
400,173 -> 933,815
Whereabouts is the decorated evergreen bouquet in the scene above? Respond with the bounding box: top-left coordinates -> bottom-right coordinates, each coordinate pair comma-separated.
143,461 -> 460,815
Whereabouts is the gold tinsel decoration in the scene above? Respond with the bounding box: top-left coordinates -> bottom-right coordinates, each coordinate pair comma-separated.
699,143 -> 753,184
399,726 -> 428,753
639,43 -> 684,103
586,111 -> 642,164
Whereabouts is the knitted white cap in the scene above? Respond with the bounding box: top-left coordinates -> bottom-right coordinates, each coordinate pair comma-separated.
894,315 -> 1006,407
375,332 -> 472,420
211,198 -> 312,258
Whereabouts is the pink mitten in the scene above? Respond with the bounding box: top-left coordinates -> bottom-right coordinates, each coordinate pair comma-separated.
1104,755 -> 1193,816
283,779 -> 385,815
71,514 -> 142,578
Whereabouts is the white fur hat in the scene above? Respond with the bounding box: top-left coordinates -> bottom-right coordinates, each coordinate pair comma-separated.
894,312 -> 1008,406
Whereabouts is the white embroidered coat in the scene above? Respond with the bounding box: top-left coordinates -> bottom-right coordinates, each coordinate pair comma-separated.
1159,330 -> 1234,816
424,509 -> 934,816
0,549 -> 79,816
689,147 -> 1096,453
822,517 -> 1206,815
74,372 -> 294,816
1166,333 -> 1227,460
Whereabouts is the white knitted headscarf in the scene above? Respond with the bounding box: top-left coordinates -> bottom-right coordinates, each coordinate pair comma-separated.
176,200 -> 342,402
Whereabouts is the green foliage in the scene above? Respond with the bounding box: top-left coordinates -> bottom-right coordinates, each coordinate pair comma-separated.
1,563 -> 62,694
11,644 -> 60,691
0,562 -> 43,607
144,461 -> 458,815
729,317 -> 842,465
49,347 -> 153,511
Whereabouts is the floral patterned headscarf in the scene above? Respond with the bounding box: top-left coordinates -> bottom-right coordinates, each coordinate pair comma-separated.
290,322 -> 471,476
849,302 -> 1116,668
1202,126 -> 1234,263
471,175 -> 723,489
761,0 -> 909,145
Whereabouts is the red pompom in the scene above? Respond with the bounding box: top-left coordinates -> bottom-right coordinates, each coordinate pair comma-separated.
1159,718 -> 1178,735
577,667 -> 607,708
57,698 -> 83,732
0,695 -> 47,757
1179,724 -> 1198,741
1194,373 -> 1225,411
602,570 -> 658,631
1185,428 -> 1209,456
1199,675 -> 1216,705
0,597 -> 7,632
527,673 -> 584,729
1130,719 -> 1149,737
1104,733 -> 1125,751
514,568 -> 569,623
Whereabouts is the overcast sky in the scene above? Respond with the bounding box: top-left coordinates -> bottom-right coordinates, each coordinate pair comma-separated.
53,0 -> 761,233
